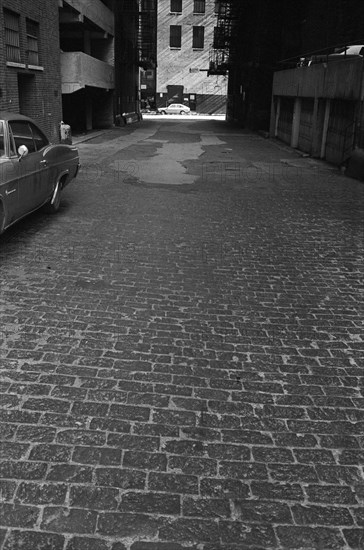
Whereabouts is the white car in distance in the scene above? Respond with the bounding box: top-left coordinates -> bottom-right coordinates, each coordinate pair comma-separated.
157,103 -> 191,115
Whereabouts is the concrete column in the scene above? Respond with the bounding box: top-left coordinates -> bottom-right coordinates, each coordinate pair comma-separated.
84,31 -> 91,55
290,97 -> 302,148
311,96 -> 320,156
269,95 -> 280,137
274,97 -> 281,137
85,94 -> 92,130
320,99 -> 331,159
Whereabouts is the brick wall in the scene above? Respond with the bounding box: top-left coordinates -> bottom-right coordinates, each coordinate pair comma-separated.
157,0 -> 227,114
0,0 -> 62,142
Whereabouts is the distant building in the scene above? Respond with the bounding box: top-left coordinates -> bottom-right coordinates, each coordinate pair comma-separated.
59,0 -> 115,132
156,0 -> 227,114
0,0 -> 62,141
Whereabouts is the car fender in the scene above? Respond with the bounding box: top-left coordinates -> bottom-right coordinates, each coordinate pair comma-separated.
56,169 -> 71,189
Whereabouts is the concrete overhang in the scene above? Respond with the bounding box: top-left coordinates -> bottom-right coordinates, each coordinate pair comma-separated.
61,51 -> 114,93
61,0 -> 114,35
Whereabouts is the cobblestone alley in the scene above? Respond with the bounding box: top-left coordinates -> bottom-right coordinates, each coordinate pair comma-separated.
0,117 -> 363,549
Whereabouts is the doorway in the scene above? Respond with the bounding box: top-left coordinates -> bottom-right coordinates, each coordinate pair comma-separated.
17,73 -> 36,117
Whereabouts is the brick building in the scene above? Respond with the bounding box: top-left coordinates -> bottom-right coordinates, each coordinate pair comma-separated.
59,0 -> 115,132
0,0 -> 62,142
156,0 -> 227,114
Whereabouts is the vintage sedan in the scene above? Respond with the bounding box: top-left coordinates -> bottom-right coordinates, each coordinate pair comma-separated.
0,112 -> 80,234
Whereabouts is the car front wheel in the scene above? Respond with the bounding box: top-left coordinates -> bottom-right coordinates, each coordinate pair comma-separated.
160,110 -> 166,115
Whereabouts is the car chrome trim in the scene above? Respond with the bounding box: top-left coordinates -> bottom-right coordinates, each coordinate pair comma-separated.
5,189 -> 16,195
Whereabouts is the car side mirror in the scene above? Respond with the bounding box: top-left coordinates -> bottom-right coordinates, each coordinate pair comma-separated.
18,145 -> 28,160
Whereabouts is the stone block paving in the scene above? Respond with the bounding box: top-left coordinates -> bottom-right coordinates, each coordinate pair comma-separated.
0,120 -> 364,549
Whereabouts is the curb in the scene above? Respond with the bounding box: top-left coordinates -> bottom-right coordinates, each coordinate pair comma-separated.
72,131 -> 105,145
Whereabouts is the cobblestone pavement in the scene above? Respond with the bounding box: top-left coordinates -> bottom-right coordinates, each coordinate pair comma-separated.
0,119 -> 364,550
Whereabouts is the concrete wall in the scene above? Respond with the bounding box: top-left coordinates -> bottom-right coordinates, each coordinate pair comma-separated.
157,0 -> 227,113
0,0 -> 62,142
61,52 -> 115,93
273,58 -> 363,100
270,58 -> 364,165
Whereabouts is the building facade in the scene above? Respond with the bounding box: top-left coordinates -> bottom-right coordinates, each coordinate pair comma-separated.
156,0 -> 227,114
0,0 -> 62,141
59,0 -> 115,132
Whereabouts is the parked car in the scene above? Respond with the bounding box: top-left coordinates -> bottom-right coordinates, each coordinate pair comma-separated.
157,103 -> 191,115
0,112 -> 80,234
328,44 -> 364,60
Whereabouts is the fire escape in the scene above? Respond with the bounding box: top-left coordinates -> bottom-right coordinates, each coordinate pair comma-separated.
119,0 -> 156,69
208,0 -> 237,76
138,0 -> 157,70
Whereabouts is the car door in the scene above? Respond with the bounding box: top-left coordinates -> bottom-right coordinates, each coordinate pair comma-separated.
8,120 -> 50,218
29,121 -> 52,198
0,121 -> 18,226
169,104 -> 178,114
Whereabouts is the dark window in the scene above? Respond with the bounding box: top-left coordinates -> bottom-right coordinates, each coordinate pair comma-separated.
170,25 -> 182,48
193,26 -> 204,49
214,1 -> 220,14
30,123 -> 48,151
213,26 -> 225,48
194,0 -> 205,13
9,121 -> 36,154
26,19 -> 40,66
4,9 -> 20,63
141,0 -> 156,9
170,0 -> 182,12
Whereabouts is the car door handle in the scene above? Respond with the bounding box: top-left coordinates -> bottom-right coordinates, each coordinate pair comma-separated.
40,160 -> 48,167
5,189 -> 16,195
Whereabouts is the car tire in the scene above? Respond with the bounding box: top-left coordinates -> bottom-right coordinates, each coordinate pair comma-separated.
44,181 -> 62,214
180,111 -> 185,115
160,110 -> 166,115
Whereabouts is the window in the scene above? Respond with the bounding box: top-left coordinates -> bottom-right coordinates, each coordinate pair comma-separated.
170,0 -> 182,12
214,1 -> 220,14
30,123 -> 48,151
213,26 -> 225,49
141,0 -> 156,9
4,9 -> 21,63
9,121 -> 36,154
26,19 -> 40,66
193,0 -> 205,14
192,26 -> 204,49
170,25 -> 182,48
